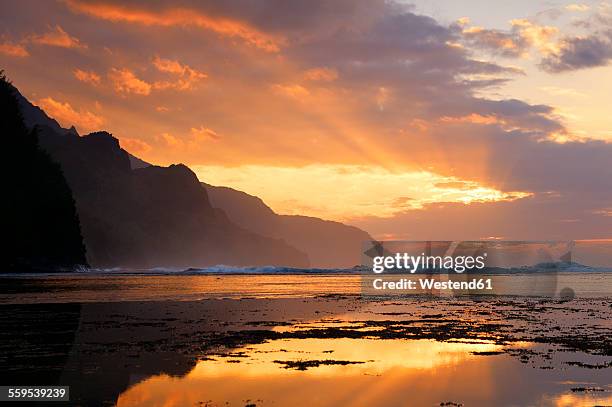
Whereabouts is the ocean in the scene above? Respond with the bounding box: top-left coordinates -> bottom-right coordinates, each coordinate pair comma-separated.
0,270 -> 610,406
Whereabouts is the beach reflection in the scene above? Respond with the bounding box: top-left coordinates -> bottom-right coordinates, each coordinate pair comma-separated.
116,338 -> 553,406
2,278 -> 608,406
116,332 -> 612,407
547,393 -> 612,407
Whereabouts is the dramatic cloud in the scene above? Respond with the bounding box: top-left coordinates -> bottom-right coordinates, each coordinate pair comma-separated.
190,126 -> 220,141
540,33 -> 612,72
36,97 -> 104,133
159,132 -> 182,148
152,56 -> 207,91
458,6 -> 612,73
30,25 -> 86,49
106,59 -> 206,96
0,41 -> 28,57
156,126 -> 220,153
63,0 -> 281,52
460,26 -> 529,58
459,18 -> 558,58
108,67 -> 152,95
303,67 -> 338,82
73,68 -> 101,85
119,136 -> 152,154
537,5 -> 612,72
0,25 -> 84,58
271,83 -> 310,99
193,164 -> 529,220
3,0 -> 612,238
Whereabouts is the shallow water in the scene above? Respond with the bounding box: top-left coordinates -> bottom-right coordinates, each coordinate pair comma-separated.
0,272 -> 609,303
116,337 -> 611,407
0,273 -> 609,406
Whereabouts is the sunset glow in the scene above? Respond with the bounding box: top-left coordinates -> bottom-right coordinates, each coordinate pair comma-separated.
195,164 -> 531,220
3,3 -> 612,405
2,0 -> 612,239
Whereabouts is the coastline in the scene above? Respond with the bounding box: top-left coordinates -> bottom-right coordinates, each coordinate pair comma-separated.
1,273 -> 610,406
0,271 -> 609,304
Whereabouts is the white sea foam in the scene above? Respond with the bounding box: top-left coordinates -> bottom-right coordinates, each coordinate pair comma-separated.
74,262 -> 612,275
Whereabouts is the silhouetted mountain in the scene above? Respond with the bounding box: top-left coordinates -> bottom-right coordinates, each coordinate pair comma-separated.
15,89 -> 66,135
11,78 -> 365,269
14,91 -> 152,172
203,183 -> 372,268
128,154 -> 150,169
13,87 -> 308,269
1,72 -> 86,271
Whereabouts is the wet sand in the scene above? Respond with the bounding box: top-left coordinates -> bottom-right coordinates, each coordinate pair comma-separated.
0,274 -> 610,406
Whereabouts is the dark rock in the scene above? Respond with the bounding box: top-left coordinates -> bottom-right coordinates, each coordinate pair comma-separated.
1,72 -> 87,271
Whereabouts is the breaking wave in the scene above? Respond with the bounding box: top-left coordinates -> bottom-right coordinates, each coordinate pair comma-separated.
80,262 -> 612,275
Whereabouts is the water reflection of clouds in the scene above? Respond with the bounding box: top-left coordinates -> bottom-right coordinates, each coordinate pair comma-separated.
116,338 -> 538,406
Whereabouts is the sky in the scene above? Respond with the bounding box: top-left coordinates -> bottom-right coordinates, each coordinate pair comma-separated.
1,0 -> 612,240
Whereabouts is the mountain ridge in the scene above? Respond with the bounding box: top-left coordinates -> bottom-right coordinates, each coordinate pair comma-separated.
16,90 -> 309,268
14,80 -> 371,269
203,182 -> 372,268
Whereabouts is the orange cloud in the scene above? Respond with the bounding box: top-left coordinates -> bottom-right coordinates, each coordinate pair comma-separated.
159,132 -> 181,147
152,56 -> 207,91
119,137 -> 152,154
152,57 -> 189,75
190,126 -> 220,141
108,68 -> 152,95
303,67 -> 338,82
36,97 -> 104,133
461,18 -> 558,58
509,19 -> 559,55
63,0 -> 281,52
107,59 -> 207,97
151,127 -> 220,156
74,69 -> 101,85
440,114 -> 503,125
0,41 -> 29,57
462,25 -> 523,54
272,84 -> 310,99
162,126 -> 220,146
30,25 -> 86,49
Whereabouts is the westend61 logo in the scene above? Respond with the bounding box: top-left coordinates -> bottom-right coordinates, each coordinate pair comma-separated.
372,252 -> 487,274
361,241 -> 578,298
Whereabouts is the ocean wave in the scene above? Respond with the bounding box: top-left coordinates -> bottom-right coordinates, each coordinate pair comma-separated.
76,262 -> 612,275
388,262 -> 612,274
83,265 -> 361,275
179,265 -> 360,274
492,262 -> 612,274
